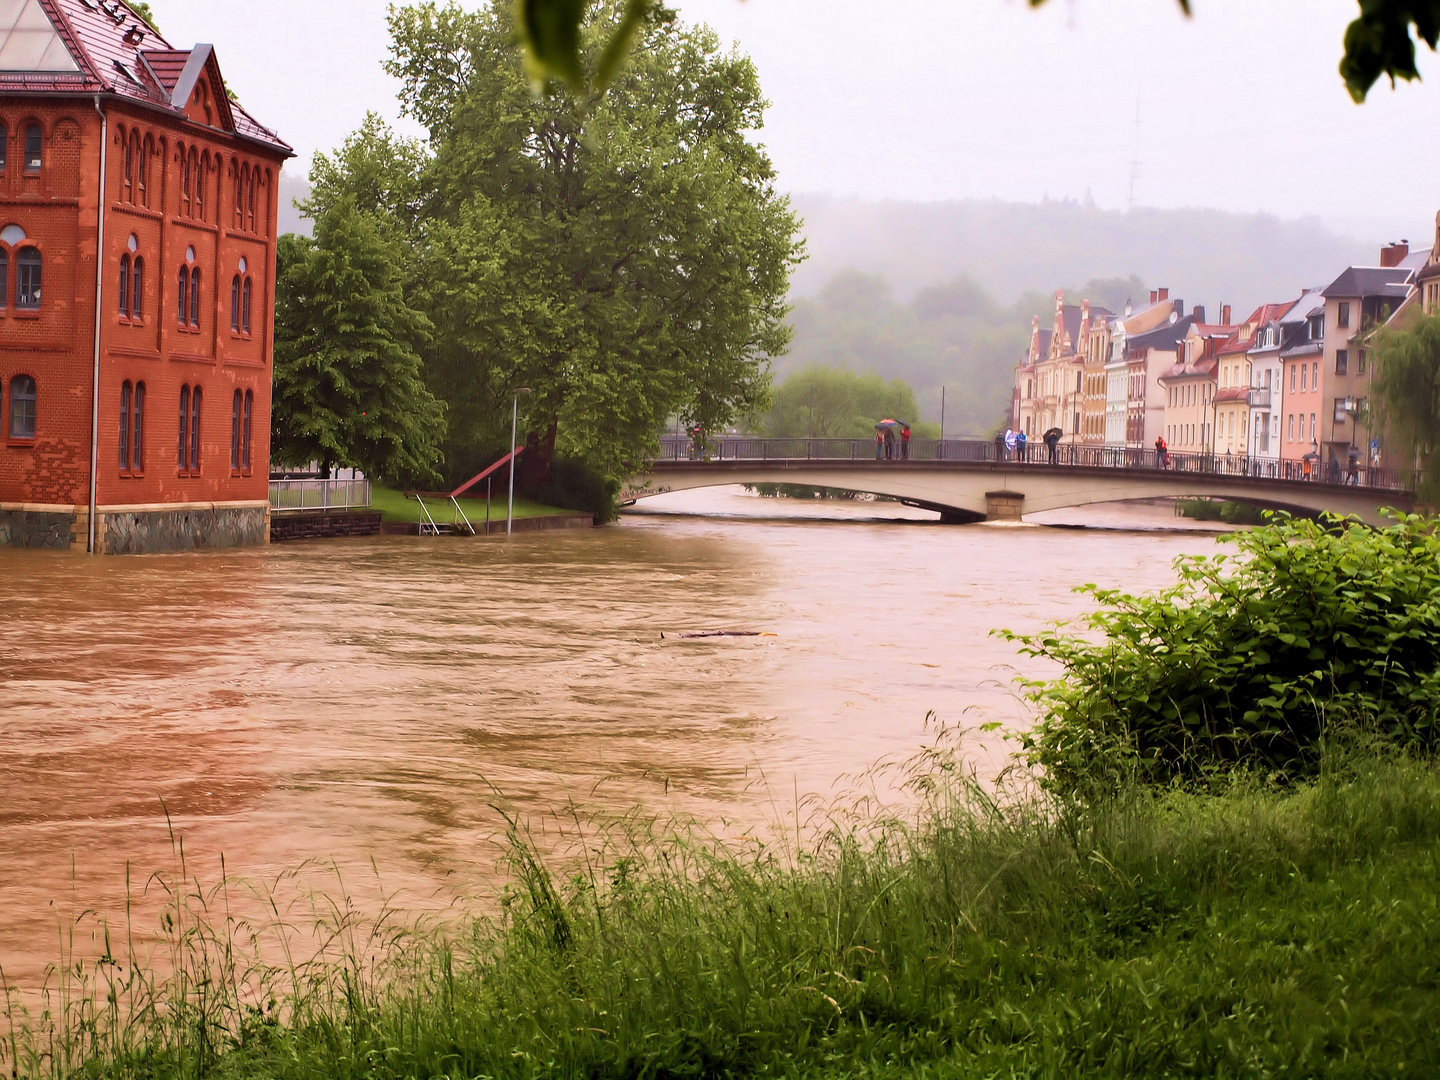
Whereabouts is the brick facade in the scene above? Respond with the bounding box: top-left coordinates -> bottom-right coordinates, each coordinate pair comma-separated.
0,0 -> 289,551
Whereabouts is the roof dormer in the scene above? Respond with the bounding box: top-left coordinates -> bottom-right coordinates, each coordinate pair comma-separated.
0,0 -> 80,72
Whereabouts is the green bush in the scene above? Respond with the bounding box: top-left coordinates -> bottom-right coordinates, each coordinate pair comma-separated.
1176,498 -> 1266,525
527,456 -> 621,522
1003,513 -> 1440,799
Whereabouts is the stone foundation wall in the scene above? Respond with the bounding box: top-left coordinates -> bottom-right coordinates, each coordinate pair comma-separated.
102,505 -> 270,555
0,507 -> 78,549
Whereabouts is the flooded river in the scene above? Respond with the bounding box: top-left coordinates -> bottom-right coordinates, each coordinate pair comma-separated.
0,490 -> 1228,987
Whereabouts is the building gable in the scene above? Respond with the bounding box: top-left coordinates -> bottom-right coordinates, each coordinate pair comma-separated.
0,0 -> 79,71
173,45 -> 234,133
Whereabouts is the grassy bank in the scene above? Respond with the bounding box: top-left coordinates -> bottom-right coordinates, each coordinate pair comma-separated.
7,742 -> 1440,1079
368,483 -> 576,525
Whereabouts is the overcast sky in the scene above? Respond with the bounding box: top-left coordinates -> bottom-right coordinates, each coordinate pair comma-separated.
157,0 -> 1439,242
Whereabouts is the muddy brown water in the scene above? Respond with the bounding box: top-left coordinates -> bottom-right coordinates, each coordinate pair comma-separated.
0,490 -> 1229,989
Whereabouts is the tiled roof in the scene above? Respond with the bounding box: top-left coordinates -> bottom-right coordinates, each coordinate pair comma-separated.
1128,314 -> 1196,353
1214,387 -> 1250,402
0,0 -> 290,155
1322,265 -> 1412,300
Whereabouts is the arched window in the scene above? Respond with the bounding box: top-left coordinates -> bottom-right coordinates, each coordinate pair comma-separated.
233,162 -> 244,225
0,124 -> 7,170
189,386 -> 202,472
189,267 -> 201,326
120,380 -> 132,468
194,152 -> 205,221
118,254 -> 131,317
187,148 -> 200,219
179,146 -> 191,216
121,130 -> 133,202
230,389 -> 241,469
0,249 -> 8,309
24,123 -> 41,172
242,390 -> 253,471
132,380 -> 145,471
242,277 -> 252,335
177,384 -> 189,468
16,247 -> 41,308
132,257 -> 143,318
9,375 -> 35,438
136,135 -> 148,206
248,172 -> 258,233
230,274 -> 240,331
177,264 -> 188,325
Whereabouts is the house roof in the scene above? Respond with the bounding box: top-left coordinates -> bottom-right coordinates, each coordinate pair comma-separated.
0,0 -> 290,155
1215,387 -> 1250,402
1322,265 -> 1412,300
1127,313 -> 1196,354
1159,356 -> 1217,382
1218,302 -> 1294,355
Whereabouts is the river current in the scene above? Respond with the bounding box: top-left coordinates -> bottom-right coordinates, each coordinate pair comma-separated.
0,490 -> 1229,988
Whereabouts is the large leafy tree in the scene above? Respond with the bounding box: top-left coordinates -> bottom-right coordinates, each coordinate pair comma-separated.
272,200 -> 446,480
1372,311 -> 1440,501
349,0 -> 798,485
514,0 -> 1440,104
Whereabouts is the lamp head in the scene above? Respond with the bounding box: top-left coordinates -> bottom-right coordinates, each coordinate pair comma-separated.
515,387 -> 533,397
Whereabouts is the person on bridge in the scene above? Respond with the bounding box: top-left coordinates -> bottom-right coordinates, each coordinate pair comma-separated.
876,429 -> 884,460
900,424 -> 911,460
1004,428 -> 1017,461
1016,429 -> 1028,462
1155,435 -> 1169,469
996,429 -> 1008,462
1044,428 -> 1061,464
1346,446 -> 1361,485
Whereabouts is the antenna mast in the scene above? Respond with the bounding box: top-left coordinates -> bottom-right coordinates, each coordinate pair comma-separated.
1127,96 -> 1142,212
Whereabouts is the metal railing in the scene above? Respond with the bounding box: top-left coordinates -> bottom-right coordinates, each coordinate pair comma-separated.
655,436 -> 1419,493
268,478 -> 372,512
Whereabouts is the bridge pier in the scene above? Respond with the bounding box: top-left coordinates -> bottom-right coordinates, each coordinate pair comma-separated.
985,490 -> 1025,522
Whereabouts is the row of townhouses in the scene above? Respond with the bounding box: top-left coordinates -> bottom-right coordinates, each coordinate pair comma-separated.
1011,217 -> 1440,474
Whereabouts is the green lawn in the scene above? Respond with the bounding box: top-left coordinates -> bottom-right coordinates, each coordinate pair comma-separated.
368,483 -> 575,525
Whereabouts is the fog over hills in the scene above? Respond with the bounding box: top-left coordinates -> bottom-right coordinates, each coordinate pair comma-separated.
277,169 -> 1409,436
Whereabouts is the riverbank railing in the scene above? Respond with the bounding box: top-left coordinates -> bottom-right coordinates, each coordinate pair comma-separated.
268,478 -> 372,512
655,436 -> 1418,493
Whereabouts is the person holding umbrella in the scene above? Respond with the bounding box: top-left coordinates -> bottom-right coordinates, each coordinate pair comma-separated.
1043,427 -> 1062,465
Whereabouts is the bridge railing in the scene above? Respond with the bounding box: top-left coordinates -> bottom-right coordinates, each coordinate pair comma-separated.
655,436 -> 1419,493
269,478 -> 372,512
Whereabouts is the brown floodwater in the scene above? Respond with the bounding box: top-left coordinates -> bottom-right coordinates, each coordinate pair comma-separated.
0,489 -> 1229,988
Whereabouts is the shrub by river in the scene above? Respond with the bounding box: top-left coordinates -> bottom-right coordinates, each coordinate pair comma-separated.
5,514 -> 1439,1079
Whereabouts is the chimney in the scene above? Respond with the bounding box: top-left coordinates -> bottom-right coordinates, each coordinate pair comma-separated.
1158,287 -> 1169,301
1193,305 -> 1206,324
1174,299 -> 1185,317
1150,290 -> 1158,304
1221,303 -> 1232,325
1380,242 -> 1409,268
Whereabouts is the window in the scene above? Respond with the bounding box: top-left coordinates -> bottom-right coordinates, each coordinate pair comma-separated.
242,277 -> 251,334
1313,362 -> 1319,390
177,265 -> 189,325
1310,413 -> 1316,441
1334,398 -> 1350,424
194,152 -> 205,221
0,249 -> 7,310
1288,414 -> 1294,442
9,375 -> 35,438
16,247 -> 40,308
1290,364 -> 1296,392
1300,364 -> 1307,392
1337,301 -> 1350,329
119,254 -> 130,317
189,267 -> 201,326
1357,349 -> 1368,376
180,147 -> 190,216
135,136 -> 147,206
24,123 -> 40,172
189,386 -> 202,472
132,381 -> 145,471
1335,349 -> 1348,375
231,390 -> 241,469
132,257 -> 143,319
120,381 -> 131,467
1308,314 -> 1323,341
230,274 -> 240,331
0,124 -> 6,170
122,133 -> 132,201
177,385 -> 190,468
244,389 -> 255,468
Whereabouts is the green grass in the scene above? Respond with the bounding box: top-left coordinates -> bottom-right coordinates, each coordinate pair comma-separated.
8,735 -> 1440,1079
368,483 -> 576,525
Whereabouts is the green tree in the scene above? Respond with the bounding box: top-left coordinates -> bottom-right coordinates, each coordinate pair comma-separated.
513,0 -> 1439,104
1372,311 -> 1440,501
359,0 -> 798,485
272,200 -> 446,481
765,367 -> 932,439
129,1 -> 159,33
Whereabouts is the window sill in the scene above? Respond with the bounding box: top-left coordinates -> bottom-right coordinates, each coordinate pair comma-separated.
7,438 -> 35,448
12,309 -> 40,320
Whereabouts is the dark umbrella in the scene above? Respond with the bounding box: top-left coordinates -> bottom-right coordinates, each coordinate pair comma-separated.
1043,427 -> 1063,440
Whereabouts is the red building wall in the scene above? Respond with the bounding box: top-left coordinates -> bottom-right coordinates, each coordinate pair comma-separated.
0,96 -> 284,514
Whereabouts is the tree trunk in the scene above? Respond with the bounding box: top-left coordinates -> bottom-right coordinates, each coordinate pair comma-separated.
518,418 -> 558,491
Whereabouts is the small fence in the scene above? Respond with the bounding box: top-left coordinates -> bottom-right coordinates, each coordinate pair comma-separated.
268,478 -> 372,512
656,436 -> 1418,493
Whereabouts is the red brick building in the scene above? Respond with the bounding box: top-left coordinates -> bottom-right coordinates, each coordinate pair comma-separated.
0,0 -> 290,553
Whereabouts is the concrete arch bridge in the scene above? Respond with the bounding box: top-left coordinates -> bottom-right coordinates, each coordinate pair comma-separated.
626,439 -> 1417,527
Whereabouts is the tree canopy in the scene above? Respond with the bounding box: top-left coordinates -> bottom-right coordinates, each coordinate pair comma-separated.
271,200 -> 445,480
515,0 -> 1440,104
1372,311 -> 1440,501
312,1 -> 799,486
765,366 -> 936,440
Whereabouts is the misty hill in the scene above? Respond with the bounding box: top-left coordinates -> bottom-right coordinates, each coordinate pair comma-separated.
790,195 -> 1376,311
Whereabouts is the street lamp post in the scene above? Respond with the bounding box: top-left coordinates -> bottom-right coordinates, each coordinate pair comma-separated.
508,388 -> 531,535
